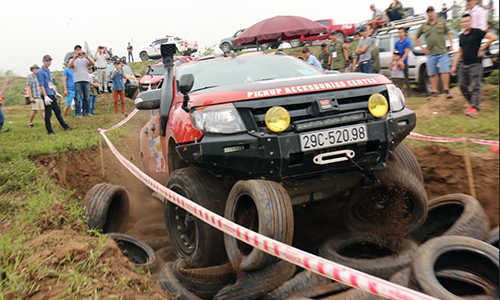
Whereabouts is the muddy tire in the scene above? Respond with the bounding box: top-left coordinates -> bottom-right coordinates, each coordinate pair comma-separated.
389,143 -> 424,183
318,234 -> 417,279
285,283 -> 353,299
262,270 -> 331,300
128,223 -> 170,250
172,258 -> 236,299
213,260 -> 295,300
344,163 -> 428,235
411,236 -> 499,299
158,262 -> 203,300
411,194 -> 490,244
165,167 -> 228,267
390,267 -> 411,287
83,183 -> 129,233
486,226 -> 499,248
224,180 -> 294,271
106,233 -> 158,273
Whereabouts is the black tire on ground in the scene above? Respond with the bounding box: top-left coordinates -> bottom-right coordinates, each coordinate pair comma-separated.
172,258 -> 236,299
411,236 -> 499,299
486,226 -> 499,248
290,39 -> 302,48
157,262 -> 203,300
128,223 -> 170,250
220,43 -> 232,53
390,267 -> 411,287
318,234 -> 418,279
139,51 -> 149,62
411,193 -> 490,244
389,143 -> 424,183
262,270 -> 331,300
213,260 -> 296,300
106,233 -> 158,273
165,167 -> 228,267
344,163 -> 428,235
83,183 -> 129,233
224,180 -> 294,271
435,269 -> 499,298
285,283 -> 358,299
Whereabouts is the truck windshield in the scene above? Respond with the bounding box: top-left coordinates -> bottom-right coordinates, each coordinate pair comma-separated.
147,65 -> 165,76
176,55 -> 324,92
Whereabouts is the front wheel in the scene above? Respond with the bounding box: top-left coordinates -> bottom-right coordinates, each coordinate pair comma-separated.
261,43 -> 270,50
289,39 -> 302,48
140,51 -> 149,62
165,167 -> 228,267
220,43 -> 232,53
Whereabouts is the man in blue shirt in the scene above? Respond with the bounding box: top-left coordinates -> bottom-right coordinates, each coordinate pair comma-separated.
394,28 -> 412,97
37,55 -> 74,134
302,47 -> 323,70
62,65 -> 75,119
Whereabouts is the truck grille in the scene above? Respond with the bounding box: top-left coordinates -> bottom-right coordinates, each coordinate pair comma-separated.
234,85 -> 388,133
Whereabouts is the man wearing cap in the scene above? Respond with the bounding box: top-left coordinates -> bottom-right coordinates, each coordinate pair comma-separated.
26,64 -> 45,128
69,45 -> 95,117
328,31 -> 347,72
451,14 -> 497,117
318,43 -> 330,71
37,55 -> 74,134
302,47 -> 323,70
415,6 -> 454,99
95,46 -> 110,93
354,27 -> 372,73
394,28 -> 412,96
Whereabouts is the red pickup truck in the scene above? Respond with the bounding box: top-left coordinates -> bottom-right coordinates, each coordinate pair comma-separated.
289,19 -> 356,47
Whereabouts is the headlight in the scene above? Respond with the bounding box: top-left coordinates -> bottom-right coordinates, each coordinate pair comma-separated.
265,106 -> 290,132
191,103 -> 246,134
368,93 -> 388,118
387,84 -> 405,112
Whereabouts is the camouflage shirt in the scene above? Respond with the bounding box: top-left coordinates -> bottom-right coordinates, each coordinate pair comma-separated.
330,40 -> 345,70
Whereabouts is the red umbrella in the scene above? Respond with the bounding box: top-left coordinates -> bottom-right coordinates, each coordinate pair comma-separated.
233,15 -> 328,46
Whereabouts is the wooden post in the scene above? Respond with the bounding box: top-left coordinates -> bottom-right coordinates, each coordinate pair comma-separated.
461,128 -> 476,198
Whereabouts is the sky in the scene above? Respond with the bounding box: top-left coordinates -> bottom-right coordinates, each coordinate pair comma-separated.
0,0 -> 496,76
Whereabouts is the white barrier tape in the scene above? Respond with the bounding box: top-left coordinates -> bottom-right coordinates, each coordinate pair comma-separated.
409,132 -> 499,146
97,123 -> 439,300
100,108 -> 139,133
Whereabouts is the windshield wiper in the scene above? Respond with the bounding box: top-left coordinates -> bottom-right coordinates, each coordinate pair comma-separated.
255,78 -> 275,81
191,85 -> 219,92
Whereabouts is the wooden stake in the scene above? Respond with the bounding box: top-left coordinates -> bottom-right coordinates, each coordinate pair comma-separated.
99,135 -> 105,177
461,128 -> 476,198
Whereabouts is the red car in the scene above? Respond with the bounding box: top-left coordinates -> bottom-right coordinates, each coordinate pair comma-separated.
288,19 -> 356,47
139,56 -> 194,91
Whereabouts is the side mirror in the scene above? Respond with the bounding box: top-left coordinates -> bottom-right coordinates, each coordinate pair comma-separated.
134,89 -> 162,110
412,46 -> 424,56
179,74 -> 194,95
134,72 -> 141,78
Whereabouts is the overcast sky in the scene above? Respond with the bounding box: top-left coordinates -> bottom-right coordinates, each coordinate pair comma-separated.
0,0 -> 495,75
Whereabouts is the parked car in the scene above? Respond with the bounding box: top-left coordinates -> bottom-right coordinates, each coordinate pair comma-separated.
106,63 -> 140,99
139,56 -> 194,91
287,19 -> 357,47
219,29 -> 282,53
139,36 -> 198,61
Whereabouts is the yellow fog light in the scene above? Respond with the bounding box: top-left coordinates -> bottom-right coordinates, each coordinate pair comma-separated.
265,106 -> 290,132
368,93 -> 389,118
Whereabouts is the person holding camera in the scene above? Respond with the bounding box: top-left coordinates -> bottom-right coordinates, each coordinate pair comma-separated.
68,45 -> 95,117
109,60 -> 127,115
95,46 -> 110,93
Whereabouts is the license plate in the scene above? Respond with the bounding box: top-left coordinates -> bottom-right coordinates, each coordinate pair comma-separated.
300,124 -> 368,152
483,58 -> 493,68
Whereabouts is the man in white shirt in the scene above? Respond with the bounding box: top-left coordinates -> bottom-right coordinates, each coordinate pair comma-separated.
95,46 -> 110,93
465,0 -> 488,31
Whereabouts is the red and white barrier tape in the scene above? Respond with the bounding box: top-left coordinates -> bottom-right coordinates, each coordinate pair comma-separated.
409,132 -> 499,146
100,108 -> 139,133
97,120 -> 439,300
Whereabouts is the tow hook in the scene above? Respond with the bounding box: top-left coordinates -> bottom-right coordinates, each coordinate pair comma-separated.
313,150 -> 355,165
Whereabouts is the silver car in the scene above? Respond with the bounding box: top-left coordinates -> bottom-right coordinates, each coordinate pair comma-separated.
219,29 -> 281,53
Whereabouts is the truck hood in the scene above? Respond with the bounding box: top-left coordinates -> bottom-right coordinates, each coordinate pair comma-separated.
140,75 -> 163,85
187,73 -> 392,108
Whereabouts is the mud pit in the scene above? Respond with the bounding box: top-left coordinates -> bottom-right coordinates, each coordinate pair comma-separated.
37,136 -> 499,296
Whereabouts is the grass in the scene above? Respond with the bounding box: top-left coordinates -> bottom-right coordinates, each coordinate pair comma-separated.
0,94 -> 154,299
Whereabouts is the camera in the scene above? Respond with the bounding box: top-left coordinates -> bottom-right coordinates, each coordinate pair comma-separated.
79,52 -> 85,56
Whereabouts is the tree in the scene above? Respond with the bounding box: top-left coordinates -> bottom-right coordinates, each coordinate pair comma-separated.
200,45 -> 216,57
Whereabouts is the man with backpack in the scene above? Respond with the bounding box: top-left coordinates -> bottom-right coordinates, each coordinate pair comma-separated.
26,64 -> 45,128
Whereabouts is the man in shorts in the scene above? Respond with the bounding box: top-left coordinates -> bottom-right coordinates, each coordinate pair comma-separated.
62,64 -> 75,119
26,64 -> 45,127
415,6 -> 454,99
